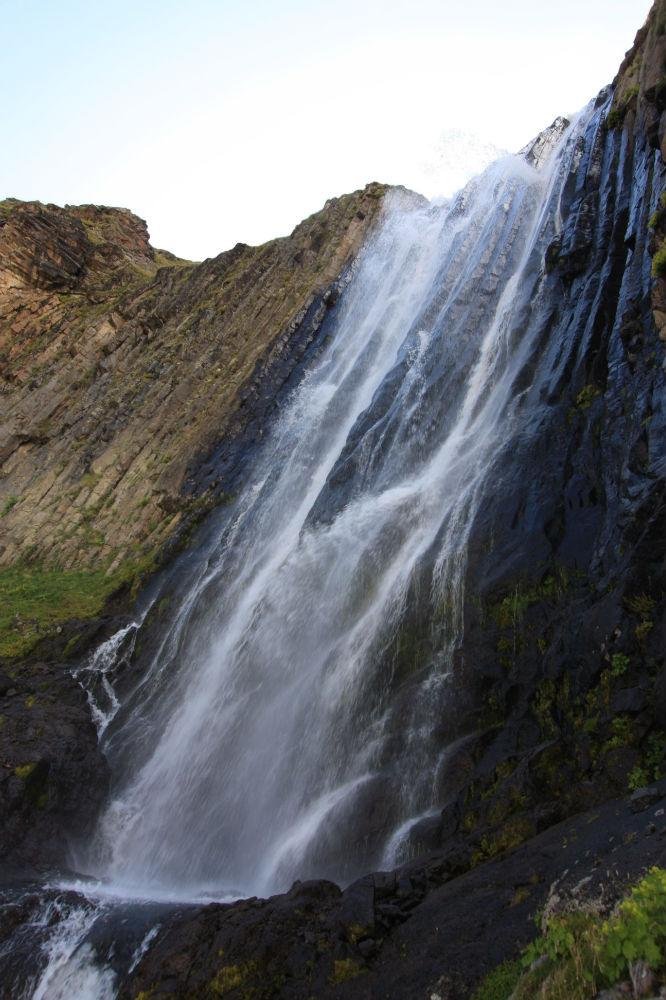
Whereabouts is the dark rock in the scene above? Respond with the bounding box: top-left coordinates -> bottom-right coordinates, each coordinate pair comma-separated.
630,961 -> 656,998
339,875 -> 375,936
114,783 -> 666,999
612,687 -> 648,714
0,660 -> 108,874
357,938 -> 376,958
630,787 -> 663,813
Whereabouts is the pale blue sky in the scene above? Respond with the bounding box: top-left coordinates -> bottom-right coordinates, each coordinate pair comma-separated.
1,0 -> 653,259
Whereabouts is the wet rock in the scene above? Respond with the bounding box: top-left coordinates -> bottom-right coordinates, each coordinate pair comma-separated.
114,782 -> 666,999
630,960 -> 657,998
357,937 -> 376,958
630,787 -> 663,813
339,875 -> 375,937
0,659 -> 108,874
612,687 -> 648,715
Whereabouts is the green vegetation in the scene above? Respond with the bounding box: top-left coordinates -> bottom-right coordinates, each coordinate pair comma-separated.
600,868 -> 666,981
346,923 -> 370,945
574,385 -> 601,411
0,198 -> 22,220
476,869 -> 666,1000
470,958 -> 523,1000
602,715 -> 634,752
490,571 -> 568,631
606,106 -> 626,130
652,243 -> 666,277
471,816 -> 535,867
153,249 -> 193,270
647,193 -> 666,230
488,569 -> 569,671
606,83 -> 639,131
14,762 -> 37,780
610,652 -> 630,677
626,593 -> 656,644
629,732 -> 666,790
1,496 -> 19,517
0,567 -> 118,659
0,556 -> 157,659
329,958 -> 364,984
209,962 -> 256,995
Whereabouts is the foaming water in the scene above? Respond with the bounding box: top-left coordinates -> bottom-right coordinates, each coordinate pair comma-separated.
73,623 -> 139,735
1,897 -> 116,1000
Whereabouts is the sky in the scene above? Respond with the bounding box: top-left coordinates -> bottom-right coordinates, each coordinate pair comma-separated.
1,0 -> 654,260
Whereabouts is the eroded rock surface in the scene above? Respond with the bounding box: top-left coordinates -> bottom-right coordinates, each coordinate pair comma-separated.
0,185 -> 389,577
0,657 -> 108,874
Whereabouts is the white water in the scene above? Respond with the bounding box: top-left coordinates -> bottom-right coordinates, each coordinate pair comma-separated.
70,111 -> 596,906
20,900 -> 115,1000
73,623 -> 138,735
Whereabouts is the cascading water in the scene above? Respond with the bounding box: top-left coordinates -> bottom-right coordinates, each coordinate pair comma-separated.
6,90 -> 646,995
80,106 -> 589,901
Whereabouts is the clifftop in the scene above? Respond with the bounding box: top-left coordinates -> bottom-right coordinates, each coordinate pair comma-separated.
0,199 -> 183,296
610,0 -> 666,154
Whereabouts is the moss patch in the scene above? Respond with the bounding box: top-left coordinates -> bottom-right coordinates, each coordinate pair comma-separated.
0,556 -> 156,660
471,958 -> 523,1000
14,762 -> 37,780
329,958 -> 364,984
209,961 -> 256,995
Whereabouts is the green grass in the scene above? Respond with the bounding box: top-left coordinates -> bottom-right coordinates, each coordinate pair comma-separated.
1,496 -> 19,517
479,868 -> 666,1000
471,959 -> 523,1000
0,567 -> 119,659
0,557 -> 156,659
652,243 -> 666,278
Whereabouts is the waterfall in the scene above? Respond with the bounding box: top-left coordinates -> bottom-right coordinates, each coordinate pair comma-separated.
65,103 -> 604,904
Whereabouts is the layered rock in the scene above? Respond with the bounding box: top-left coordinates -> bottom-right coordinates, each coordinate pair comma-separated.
609,0 -> 666,339
0,186 -> 389,654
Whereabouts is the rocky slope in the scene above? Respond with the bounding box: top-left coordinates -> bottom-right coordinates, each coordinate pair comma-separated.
0,184 -> 389,657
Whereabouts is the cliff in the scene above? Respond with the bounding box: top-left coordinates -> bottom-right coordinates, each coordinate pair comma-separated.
0,185 -> 389,657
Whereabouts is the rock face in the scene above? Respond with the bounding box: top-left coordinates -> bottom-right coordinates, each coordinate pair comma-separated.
117,782 -> 666,999
0,658 -> 108,874
0,185 -> 389,580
